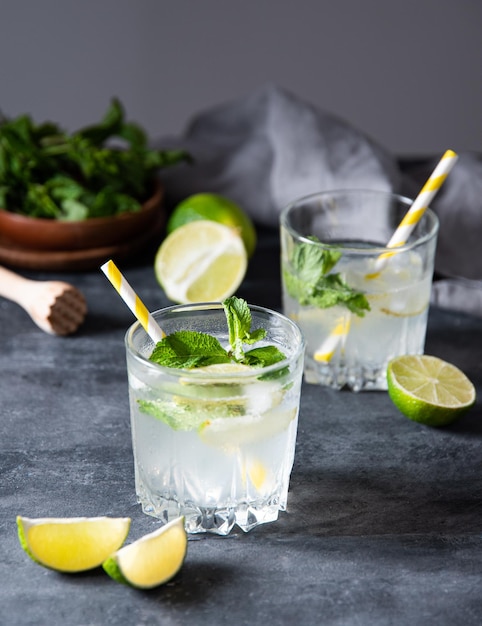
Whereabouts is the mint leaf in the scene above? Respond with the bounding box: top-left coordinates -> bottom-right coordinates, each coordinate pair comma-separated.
0,98 -> 190,219
292,238 -> 341,288
284,238 -> 370,317
244,345 -> 286,368
59,198 -> 89,221
148,297 -> 287,371
223,296 -> 266,361
138,399 -> 207,431
244,345 -> 289,381
138,394 -> 247,430
311,274 -> 370,315
149,330 -> 230,369
138,399 -> 190,430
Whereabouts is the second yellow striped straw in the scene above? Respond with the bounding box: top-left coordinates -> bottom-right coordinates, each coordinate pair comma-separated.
313,317 -> 351,363
366,149 -> 458,279
313,149 -> 458,363
100,259 -> 165,344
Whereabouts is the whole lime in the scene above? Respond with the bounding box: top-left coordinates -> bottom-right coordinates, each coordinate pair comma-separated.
167,193 -> 256,257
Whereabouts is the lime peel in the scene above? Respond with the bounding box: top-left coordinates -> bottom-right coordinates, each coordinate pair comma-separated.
387,355 -> 476,426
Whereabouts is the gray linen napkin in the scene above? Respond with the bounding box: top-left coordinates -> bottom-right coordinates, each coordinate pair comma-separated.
156,85 -> 482,317
157,84 -> 401,226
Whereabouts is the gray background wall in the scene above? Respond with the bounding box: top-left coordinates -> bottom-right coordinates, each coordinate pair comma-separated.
0,0 -> 480,157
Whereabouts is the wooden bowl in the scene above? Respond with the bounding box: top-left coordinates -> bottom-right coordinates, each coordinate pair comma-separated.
0,181 -> 164,251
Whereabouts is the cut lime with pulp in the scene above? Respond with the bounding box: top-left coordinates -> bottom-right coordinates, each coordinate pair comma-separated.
387,355 -> 476,426
167,193 -> 256,257
17,515 -> 131,572
155,220 -> 247,303
199,406 -> 296,448
102,516 -> 187,589
179,362 -> 286,422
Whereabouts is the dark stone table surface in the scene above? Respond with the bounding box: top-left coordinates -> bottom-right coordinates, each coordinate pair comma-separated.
1,226 -> 482,626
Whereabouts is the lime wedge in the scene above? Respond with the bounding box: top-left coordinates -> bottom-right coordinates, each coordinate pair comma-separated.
154,220 -> 247,303
186,362 -> 254,378
387,355 -> 476,426
17,515 -> 131,573
103,517 -> 187,589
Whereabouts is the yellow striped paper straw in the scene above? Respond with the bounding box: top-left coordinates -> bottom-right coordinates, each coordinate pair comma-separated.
314,149 -> 458,362
100,259 -> 165,344
366,149 -> 458,278
314,316 -> 351,363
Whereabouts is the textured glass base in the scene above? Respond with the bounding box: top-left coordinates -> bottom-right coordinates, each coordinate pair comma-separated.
137,487 -> 282,535
304,356 -> 388,392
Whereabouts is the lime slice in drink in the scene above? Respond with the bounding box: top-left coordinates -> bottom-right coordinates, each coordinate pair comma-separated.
140,363 -> 288,433
167,193 -> 256,257
154,220 -> 247,303
173,363 -> 251,420
387,355 -> 476,426
199,406 -> 297,448
17,515 -> 131,573
179,362 -> 286,422
186,362 -> 253,377
178,363 -> 258,404
103,517 -> 187,589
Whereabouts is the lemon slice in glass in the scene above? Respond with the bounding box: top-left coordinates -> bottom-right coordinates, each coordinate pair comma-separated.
17,515 -> 131,573
178,363 -> 286,427
103,517 -> 187,589
155,220 -> 248,303
199,406 -> 297,448
387,355 -> 476,426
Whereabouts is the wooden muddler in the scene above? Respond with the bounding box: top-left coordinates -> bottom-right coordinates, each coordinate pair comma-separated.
0,266 -> 87,335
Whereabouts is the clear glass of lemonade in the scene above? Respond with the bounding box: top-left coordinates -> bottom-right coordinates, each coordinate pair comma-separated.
125,302 -> 305,535
280,189 -> 439,391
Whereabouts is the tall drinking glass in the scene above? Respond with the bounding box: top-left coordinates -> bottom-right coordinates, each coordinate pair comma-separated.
125,302 -> 305,535
280,189 -> 439,391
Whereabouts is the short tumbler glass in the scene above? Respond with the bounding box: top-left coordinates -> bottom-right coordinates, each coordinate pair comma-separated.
280,189 -> 439,391
125,302 -> 305,535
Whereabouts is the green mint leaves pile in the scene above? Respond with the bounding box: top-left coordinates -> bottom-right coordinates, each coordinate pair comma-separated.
149,297 -> 286,370
283,237 -> 370,316
0,98 -> 190,220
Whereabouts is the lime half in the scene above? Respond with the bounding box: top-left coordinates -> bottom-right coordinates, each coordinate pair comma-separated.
167,193 -> 256,257
387,355 -> 476,426
17,515 -> 131,573
155,220 -> 247,303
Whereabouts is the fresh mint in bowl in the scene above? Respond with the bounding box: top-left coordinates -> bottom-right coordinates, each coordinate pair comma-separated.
0,98 -> 190,251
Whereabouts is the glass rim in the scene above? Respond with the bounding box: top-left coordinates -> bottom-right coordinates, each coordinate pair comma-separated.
125,301 -> 305,380
280,188 -> 439,255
